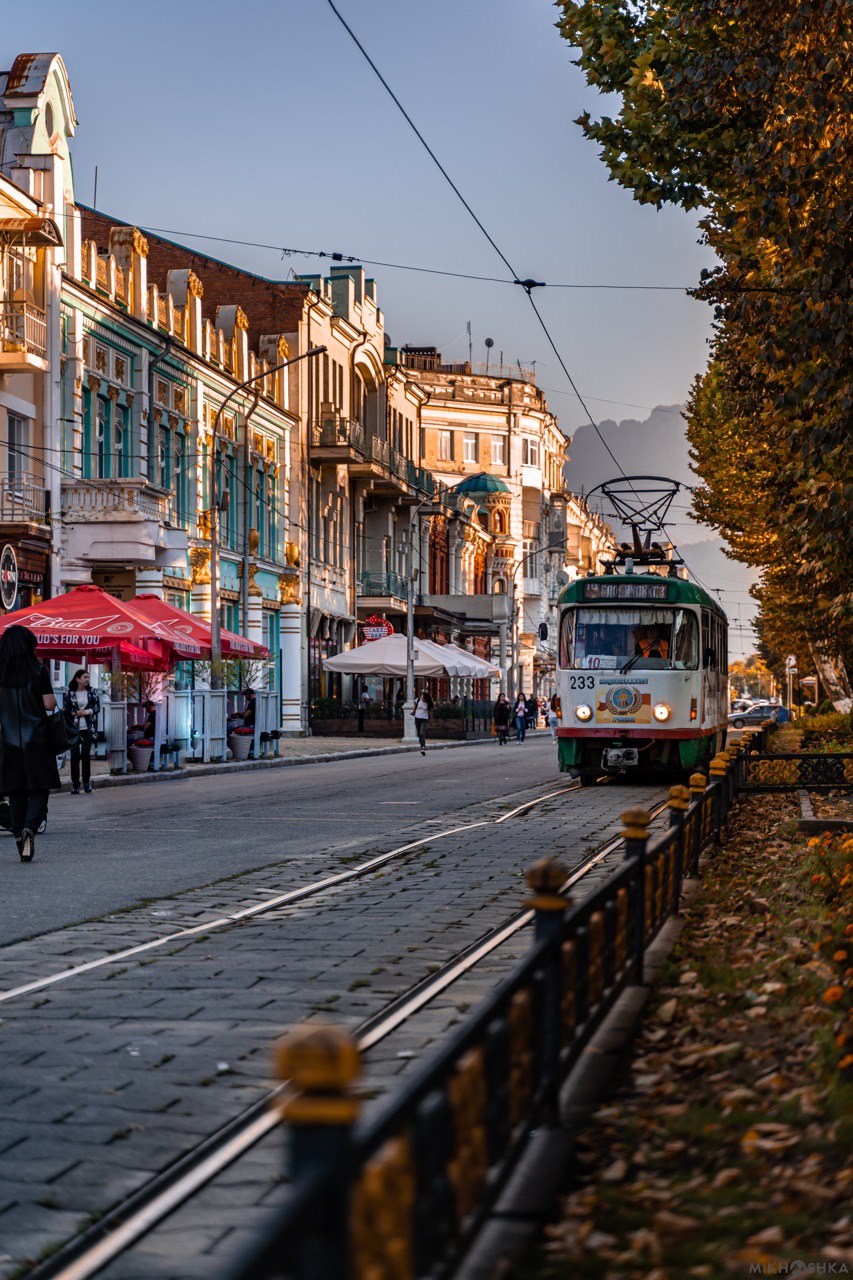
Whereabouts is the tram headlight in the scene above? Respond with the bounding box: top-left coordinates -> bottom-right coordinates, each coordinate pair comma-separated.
575,703 -> 593,722
653,702 -> 672,722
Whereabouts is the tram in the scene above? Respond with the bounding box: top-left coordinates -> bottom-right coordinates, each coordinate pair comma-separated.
553,478 -> 728,784
555,570 -> 728,782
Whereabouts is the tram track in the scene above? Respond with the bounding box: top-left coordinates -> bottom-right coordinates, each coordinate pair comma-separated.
28,790 -> 670,1280
0,780 -> 584,1007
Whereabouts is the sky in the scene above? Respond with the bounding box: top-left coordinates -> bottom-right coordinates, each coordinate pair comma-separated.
5,1 -> 756,652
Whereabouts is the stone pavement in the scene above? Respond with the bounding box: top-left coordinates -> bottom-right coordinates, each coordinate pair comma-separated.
0,778 -> 666,1278
57,729 -> 527,790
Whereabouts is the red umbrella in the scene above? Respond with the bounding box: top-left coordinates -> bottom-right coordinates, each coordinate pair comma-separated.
0,585 -> 180,667
130,594 -> 269,661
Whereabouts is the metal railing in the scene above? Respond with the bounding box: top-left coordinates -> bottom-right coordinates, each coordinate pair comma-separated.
0,300 -> 47,359
0,473 -> 48,524
61,479 -> 170,522
313,417 -> 446,504
228,733 -> 769,1280
357,570 -> 408,599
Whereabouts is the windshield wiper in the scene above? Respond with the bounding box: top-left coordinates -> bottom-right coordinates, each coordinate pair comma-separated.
619,655 -> 676,674
619,654 -> 643,674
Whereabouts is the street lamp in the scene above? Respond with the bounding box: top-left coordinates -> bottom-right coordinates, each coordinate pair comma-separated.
403,498 -> 430,743
209,345 -> 327,683
507,543 -> 550,703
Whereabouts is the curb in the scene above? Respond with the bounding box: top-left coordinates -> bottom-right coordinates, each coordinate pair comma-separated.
455,877 -> 701,1280
796,788 -> 853,834
76,732 -> 553,790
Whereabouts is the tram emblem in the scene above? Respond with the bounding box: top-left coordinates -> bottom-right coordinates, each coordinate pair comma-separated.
604,686 -> 643,716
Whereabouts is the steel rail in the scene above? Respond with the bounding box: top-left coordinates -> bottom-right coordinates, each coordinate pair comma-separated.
0,783 -> 581,1005
36,790 -> 669,1280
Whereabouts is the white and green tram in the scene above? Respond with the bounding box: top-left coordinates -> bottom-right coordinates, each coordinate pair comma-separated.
555,572 -> 728,783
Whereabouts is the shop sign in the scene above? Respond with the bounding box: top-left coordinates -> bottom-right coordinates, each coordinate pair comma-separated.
362,614 -> 393,643
0,545 -> 18,611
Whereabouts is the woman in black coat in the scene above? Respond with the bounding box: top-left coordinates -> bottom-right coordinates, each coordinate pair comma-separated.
0,626 -> 60,861
492,693 -> 510,746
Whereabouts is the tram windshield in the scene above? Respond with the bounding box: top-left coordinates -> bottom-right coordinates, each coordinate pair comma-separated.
559,607 -> 699,671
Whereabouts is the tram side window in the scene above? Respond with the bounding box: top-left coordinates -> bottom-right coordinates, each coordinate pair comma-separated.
702,612 -> 717,670
558,611 -> 574,668
672,610 -> 699,669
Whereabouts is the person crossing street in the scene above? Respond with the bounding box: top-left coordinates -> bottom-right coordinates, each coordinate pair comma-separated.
413,689 -> 433,755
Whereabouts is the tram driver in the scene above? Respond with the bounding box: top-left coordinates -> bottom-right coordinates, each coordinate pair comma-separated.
633,626 -> 670,660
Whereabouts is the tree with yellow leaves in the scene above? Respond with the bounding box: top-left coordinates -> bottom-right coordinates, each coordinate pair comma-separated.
558,0 -> 852,702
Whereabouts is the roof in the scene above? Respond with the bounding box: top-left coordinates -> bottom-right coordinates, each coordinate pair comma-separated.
453,472 -> 510,495
558,572 -> 728,621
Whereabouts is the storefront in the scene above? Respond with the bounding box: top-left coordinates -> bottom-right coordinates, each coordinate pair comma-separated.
0,539 -> 49,613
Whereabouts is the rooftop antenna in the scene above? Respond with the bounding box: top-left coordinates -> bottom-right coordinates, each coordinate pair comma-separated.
484,336 -> 494,373
93,165 -> 98,208
466,320 -> 472,366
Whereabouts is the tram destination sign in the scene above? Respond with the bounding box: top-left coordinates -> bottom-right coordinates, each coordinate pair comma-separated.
583,581 -> 669,601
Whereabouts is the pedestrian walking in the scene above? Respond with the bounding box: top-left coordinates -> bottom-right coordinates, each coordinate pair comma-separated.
525,693 -> 538,730
548,692 -> 560,740
514,693 -> 528,743
63,669 -> 100,794
0,625 -> 60,862
492,692 -> 510,745
413,689 -> 433,755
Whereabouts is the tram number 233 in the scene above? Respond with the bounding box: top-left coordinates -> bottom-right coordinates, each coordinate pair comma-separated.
568,675 -> 595,690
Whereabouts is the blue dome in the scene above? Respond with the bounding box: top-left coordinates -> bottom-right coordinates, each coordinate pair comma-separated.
453,472 -> 510,495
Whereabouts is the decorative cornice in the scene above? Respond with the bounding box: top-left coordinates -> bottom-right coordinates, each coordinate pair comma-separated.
86,374 -> 101,393
235,306 -> 249,332
189,547 -> 211,584
187,270 -> 203,298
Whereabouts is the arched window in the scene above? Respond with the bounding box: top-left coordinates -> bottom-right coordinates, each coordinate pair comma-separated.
492,578 -> 506,594
492,509 -> 505,535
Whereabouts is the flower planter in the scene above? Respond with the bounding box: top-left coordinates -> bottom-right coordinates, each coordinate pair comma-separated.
129,746 -> 153,773
228,733 -> 253,762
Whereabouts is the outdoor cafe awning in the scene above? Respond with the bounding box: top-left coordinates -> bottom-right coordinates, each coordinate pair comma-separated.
0,585 -> 185,668
129,595 -> 270,661
322,632 -> 446,677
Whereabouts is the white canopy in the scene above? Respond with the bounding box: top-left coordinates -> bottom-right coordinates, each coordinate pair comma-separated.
321,632 -> 446,677
440,641 -> 503,678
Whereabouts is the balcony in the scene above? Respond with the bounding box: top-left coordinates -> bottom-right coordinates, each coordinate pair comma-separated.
61,479 -> 188,570
357,570 -> 409,605
0,301 -> 48,370
0,473 -> 48,527
312,417 -> 439,501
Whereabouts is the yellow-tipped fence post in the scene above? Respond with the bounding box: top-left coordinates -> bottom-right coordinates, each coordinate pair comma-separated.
275,1023 -> 361,1280
668,784 -> 690,894
621,808 -> 651,982
526,858 -> 569,1124
709,754 -> 729,841
689,771 -> 707,871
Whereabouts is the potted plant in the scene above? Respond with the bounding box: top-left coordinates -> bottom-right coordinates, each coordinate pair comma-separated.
228,726 -> 254,761
129,738 -> 154,772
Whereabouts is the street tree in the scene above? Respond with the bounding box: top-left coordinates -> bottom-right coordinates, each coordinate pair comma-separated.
557,0 -> 852,702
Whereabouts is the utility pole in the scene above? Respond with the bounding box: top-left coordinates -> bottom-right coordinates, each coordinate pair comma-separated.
210,346 -> 326,685
403,499 -> 428,742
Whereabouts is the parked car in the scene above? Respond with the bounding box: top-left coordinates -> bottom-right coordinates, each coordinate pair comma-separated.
728,704 -> 779,729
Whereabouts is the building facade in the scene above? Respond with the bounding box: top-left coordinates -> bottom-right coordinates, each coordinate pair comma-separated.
0,50 -> 612,725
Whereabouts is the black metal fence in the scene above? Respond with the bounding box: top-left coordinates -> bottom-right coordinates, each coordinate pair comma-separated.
736,750 -> 853,790
227,729 -> 773,1280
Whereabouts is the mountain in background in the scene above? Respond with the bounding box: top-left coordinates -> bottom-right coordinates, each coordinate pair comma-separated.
564,403 -> 691,492
563,403 -> 759,659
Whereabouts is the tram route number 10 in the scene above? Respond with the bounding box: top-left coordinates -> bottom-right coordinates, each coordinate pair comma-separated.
569,675 -> 595,690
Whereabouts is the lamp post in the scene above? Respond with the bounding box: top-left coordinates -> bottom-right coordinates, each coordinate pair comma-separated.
209,346 -> 326,685
403,498 -> 429,743
508,543 -> 550,704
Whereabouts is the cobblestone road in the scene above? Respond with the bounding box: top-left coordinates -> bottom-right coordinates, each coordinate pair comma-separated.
0,743 -> 665,1278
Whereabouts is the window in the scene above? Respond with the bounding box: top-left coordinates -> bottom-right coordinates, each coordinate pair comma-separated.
438,430 -> 453,461
563,607 -> 699,670
491,434 -> 507,466
492,509 -> 506,535
492,578 -> 506,594
522,438 -> 540,467
114,405 -> 127,478
96,397 -> 108,478
463,432 -> 477,463
7,413 -> 28,484
523,539 -> 540,579
173,434 -> 186,524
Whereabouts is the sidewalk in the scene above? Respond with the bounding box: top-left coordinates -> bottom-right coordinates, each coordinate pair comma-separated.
59,730 -> 554,789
